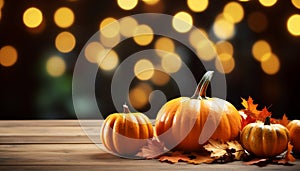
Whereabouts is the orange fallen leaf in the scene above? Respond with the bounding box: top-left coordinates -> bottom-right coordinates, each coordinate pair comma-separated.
187,152 -> 215,164
136,137 -> 166,159
158,151 -> 190,163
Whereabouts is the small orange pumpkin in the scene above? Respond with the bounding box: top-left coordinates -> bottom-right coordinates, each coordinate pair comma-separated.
101,104 -> 153,157
287,120 -> 300,153
240,116 -> 290,157
155,71 -> 241,152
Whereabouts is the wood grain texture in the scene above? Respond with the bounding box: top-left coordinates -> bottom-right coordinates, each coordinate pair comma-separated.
0,120 -> 299,171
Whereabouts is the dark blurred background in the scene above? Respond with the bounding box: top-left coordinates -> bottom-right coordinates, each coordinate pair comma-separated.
0,0 -> 300,120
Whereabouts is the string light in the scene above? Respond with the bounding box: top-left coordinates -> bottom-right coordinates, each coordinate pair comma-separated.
54,7 -> 75,28
55,31 -> 76,53
23,7 -> 43,28
133,24 -> 154,46
117,0 -> 138,10
187,0 -> 209,13
46,56 -> 66,77
0,45 -> 18,67
287,14 -> 300,36
172,11 -> 193,33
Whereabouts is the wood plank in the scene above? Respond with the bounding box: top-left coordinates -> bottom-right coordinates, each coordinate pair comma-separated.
0,144 -> 299,170
0,136 -> 94,144
0,120 -> 102,127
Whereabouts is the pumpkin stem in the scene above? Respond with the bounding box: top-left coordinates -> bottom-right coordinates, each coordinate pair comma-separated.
264,116 -> 271,125
123,104 -> 131,113
191,71 -> 214,99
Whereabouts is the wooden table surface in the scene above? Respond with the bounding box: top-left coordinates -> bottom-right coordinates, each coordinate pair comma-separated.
0,120 -> 299,171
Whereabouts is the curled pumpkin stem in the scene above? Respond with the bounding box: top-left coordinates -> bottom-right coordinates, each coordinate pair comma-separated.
123,104 -> 131,113
264,116 -> 271,125
191,71 -> 214,99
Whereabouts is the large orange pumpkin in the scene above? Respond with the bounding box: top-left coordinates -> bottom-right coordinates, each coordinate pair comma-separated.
240,116 -> 290,157
287,120 -> 300,153
155,71 -> 241,152
101,104 -> 153,157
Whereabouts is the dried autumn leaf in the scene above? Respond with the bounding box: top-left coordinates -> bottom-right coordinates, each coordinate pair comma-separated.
158,151 -> 190,163
227,141 -> 245,160
240,110 -> 256,129
241,97 -> 260,117
279,114 -> 290,127
281,142 -> 296,163
259,106 -> 272,121
187,152 -> 215,164
136,137 -> 166,159
244,158 -> 268,165
203,139 -> 228,158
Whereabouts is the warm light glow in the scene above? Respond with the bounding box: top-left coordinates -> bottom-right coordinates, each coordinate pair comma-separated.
98,50 -> 119,71
54,7 -> 74,28
100,33 -> 121,48
46,56 -> 66,77
151,70 -> 170,86
129,83 -> 152,109
133,24 -> 154,46
223,2 -> 244,23
259,0 -> 277,7
154,37 -> 175,57
119,16 -> 138,37
55,31 -> 76,53
215,56 -> 235,74
213,14 -> 235,40
142,0 -> 159,5
189,28 -> 208,48
0,45 -> 18,67
187,0 -> 209,13
161,53 -> 182,73
117,0 -> 138,10
172,11 -> 193,33
261,53 -> 280,75
99,17 -> 120,38
84,41 -> 104,63
0,0 -> 4,9
134,59 -> 154,80
215,41 -> 234,56
23,7 -> 43,28
252,40 -> 272,61
195,40 -> 217,61
247,11 -> 268,33
287,14 -> 300,36
292,0 -> 300,9
238,0 -> 250,1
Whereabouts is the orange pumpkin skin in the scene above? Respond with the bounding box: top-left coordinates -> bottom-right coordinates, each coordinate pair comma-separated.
155,71 -> 241,152
240,117 -> 290,157
101,106 -> 153,157
287,120 -> 300,153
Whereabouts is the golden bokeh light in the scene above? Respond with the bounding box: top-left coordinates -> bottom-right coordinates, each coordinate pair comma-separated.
287,14 -> 300,36
187,0 -> 209,13
161,53 -> 182,73
151,70 -> 170,86
99,17 -> 120,38
195,40 -> 217,61
252,40 -> 272,61
292,0 -> 300,9
247,11 -> 268,33
172,11 -> 193,33
23,7 -> 43,28
238,0 -> 250,1
119,16 -> 138,37
154,37 -> 175,57
0,45 -> 18,67
100,32 -> 121,48
129,83 -> 152,109
134,59 -> 154,80
223,2 -> 244,23
189,28 -> 208,48
259,0 -> 277,7
0,0 -> 4,9
133,24 -> 154,46
215,41 -> 234,56
84,41 -> 104,63
215,56 -> 235,74
142,0 -> 159,5
213,14 -> 235,40
46,56 -> 66,77
261,53 -> 280,75
54,7 -> 74,28
98,50 -> 119,71
55,31 -> 76,53
117,0 -> 138,10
